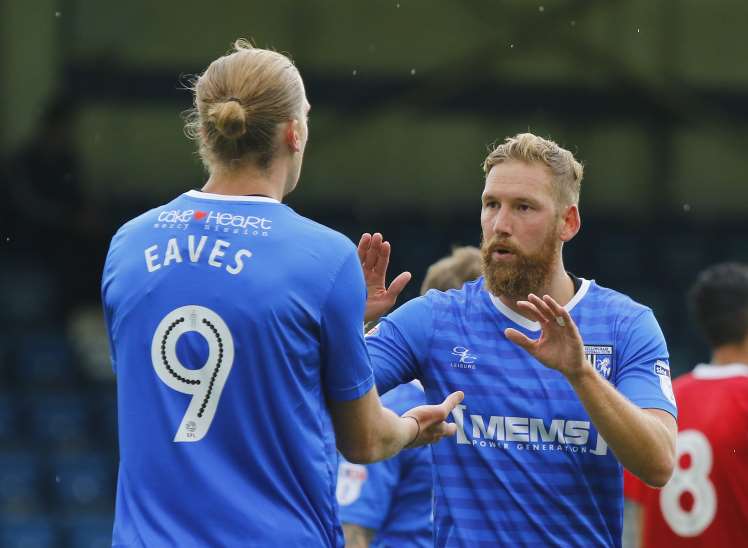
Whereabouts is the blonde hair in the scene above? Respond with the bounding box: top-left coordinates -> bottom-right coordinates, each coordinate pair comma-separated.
185,39 -> 305,171
483,133 -> 584,206
420,246 -> 483,294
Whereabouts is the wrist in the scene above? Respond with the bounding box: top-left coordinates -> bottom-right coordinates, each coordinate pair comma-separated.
564,359 -> 597,386
401,415 -> 420,448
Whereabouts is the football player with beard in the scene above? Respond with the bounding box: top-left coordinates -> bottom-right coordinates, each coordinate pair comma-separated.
362,133 -> 678,547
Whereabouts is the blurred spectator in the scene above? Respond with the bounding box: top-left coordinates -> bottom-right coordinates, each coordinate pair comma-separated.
4,93 -> 104,316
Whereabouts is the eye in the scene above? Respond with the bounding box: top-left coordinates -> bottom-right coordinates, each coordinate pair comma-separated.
484,200 -> 498,209
517,203 -> 532,212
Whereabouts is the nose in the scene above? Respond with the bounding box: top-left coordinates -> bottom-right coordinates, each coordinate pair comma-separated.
492,206 -> 512,237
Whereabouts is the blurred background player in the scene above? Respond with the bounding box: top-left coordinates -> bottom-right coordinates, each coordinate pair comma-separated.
337,246 -> 482,548
624,262 -> 748,547
365,133 -> 678,546
101,40 -> 462,547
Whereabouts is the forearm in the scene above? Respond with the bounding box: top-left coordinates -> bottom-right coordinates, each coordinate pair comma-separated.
336,400 -> 416,464
568,367 -> 675,486
364,407 -> 416,463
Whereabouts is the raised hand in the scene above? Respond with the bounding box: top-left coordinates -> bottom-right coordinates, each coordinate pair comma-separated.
504,293 -> 589,381
358,233 -> 412,323
402,391 -> 464,448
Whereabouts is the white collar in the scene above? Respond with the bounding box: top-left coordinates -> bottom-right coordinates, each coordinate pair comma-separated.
692,363 -> 748,379
185,189 -> 280,203
488,278 -> 591,332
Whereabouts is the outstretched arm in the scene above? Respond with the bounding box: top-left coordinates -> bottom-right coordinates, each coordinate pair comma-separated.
505,294 -> 676,487
330,387 -> 464,464
358,233 -> 411,323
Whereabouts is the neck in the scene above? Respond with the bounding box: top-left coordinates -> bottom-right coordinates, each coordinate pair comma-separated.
498,259 -> 575,315
711,340 -> 748,366
201,160 -> 290,201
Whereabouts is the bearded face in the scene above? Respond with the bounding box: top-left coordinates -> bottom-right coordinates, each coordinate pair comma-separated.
480,222 -> 561,300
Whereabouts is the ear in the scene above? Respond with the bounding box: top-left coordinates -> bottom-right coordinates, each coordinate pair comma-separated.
285,119 -> 301,152
559,204 -> 580,242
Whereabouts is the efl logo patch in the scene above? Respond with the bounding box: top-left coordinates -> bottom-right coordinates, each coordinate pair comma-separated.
654,360 -> 671,377
653,359 -> 676,405
584,345 -> 613,380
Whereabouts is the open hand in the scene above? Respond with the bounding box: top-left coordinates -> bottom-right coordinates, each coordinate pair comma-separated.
358,233 -> 411,323
504,294 -> 589,381
402,390 -> 464,448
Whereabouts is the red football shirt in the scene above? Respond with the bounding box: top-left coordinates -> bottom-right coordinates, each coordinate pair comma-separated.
624,363 -> 748,547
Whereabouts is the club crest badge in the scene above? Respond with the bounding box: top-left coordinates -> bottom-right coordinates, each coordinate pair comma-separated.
584,345 -> 614,380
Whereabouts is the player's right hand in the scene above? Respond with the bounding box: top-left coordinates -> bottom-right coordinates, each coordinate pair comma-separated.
402,390 -> 464,448
358,232 -> 411,323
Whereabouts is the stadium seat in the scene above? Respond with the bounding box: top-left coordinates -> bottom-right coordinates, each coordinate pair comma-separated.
0,515 -> 59,548
0,260 -> 60,329
27,393 -> 90,448
50,451 -> 114,512
64,514 -> 113,548
590,232 -> 644,284
658,233 -> 707,285
90,389 -> 117,449
0,450 -> 44,513
16,332 -> 75,388
0,394 -> 19,447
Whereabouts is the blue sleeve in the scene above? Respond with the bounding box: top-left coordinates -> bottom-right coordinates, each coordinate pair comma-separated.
615,308 -> 678,419
101,234 -> 119,373
365,295 -> 434,395
337,456 -> 401,531
321,249 -> 375,401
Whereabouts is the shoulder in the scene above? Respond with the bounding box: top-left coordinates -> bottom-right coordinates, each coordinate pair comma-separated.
284,209 -> 356,253
421,277 -> 485,308
107,203 -> 167,250
585,280 -> 652,317
388,277 -> 485,325
672,371 -> 696,391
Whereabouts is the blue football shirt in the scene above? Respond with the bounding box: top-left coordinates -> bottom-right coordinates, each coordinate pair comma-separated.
366,277 -> 677,547
336,381 -> 432,548
102,190 -> 374,547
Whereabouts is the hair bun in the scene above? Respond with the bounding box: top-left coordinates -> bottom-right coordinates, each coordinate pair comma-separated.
211,100 -> 247,140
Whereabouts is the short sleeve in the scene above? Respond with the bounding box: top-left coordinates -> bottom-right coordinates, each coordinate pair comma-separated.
366,296 -> 434,395
101,234 -> 120,373
321,250 -> 375,401
336,456 -> 401,531
615,309 -> 678,419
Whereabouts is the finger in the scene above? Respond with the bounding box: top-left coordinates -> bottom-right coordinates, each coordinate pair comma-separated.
504,327 -> 536,351
542,294 -> 566,317
438,390 -> 464,416
357,233 -> 372,264
372,240 -> 392,276
386,271 -> 412,300
363,233 -> 383,270
527,294 -> 556,323
542,294 -> 574,326
423,421 -> 457,442
515,301 -> 545,323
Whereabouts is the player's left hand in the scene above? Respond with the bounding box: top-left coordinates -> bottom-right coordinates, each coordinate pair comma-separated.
358,232 -> 411,323
504,293 -> 589,381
